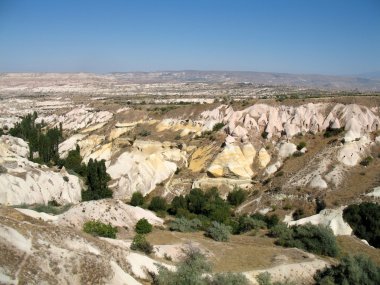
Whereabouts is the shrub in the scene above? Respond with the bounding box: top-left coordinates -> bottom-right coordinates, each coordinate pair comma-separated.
360,156 -> 373,166
265,214 -> 280,229
276,223 -> 338,257
155,247 -> 211,285
168,195 -> 187,215
130,234 -> 153,254
212,123 -> 225,132
169,217 -> 202,232
268,223 -> 293,238
292,208 -> 305,220
205,221 -> 231,242
130,191 -> 144,206
314,255 -> 380,285
297,141 -> 306,151
135,218 -> 153,234
0,165 -> 8,174
256,272 -> 296,285
227,188 -> 248,206
324,127 -> 344,138
262,131 -> 269,139
155,246 -> 250,285
207,273 -> 250,285
236,216 -> 267,234
139,129 -> 151,136
343,202 -> 380,248
315,197 -> 326,214
83,220 -> 117,238
148,196 -> 168,212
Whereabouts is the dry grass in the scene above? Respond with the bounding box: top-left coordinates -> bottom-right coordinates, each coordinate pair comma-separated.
337,236 -> 380,266
147,228 -> 320,273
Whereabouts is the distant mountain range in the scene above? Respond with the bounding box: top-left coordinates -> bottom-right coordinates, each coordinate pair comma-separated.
1,70 -> 380,92
110,70 -> 380,91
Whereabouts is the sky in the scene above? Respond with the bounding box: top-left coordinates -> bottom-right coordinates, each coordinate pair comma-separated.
0,0 -> 379,75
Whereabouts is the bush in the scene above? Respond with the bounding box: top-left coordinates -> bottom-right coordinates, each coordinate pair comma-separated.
256,272 -> 296,285
314,255 -> 380,285
297,141 -> 306,151
236,216 -> 267,234
343,202 -> 380,248
205,222 -> 231,242
360,156 -> 373,166
130,234 -> 153,254
169,217 -> 202,232
135,218 -> 153,234
275,223 -> 338,257
155,247 -> 250,285
292,208 -> 305,220
324,127 -> 344,138
155,247 -> 211,285
207,273 -> 250,285
83,220 -> 117,238
227,188 -> 248,206
168,195 -> 187,215
212,123 -> 225,132
148,196 -> 168,212
139,129 -> 151,137
130,191 -> 144,206
0,165 -> 8,174
268,223 -> 293,238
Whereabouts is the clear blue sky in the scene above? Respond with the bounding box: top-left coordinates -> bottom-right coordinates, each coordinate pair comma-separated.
0,0 -> 379,75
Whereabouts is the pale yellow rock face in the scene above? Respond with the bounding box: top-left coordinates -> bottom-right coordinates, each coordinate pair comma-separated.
108,127 -> 131,141
207,143 -> 255,179
258,147 -> 271,168
156,119 -> 203,137
189,144 -> 218,172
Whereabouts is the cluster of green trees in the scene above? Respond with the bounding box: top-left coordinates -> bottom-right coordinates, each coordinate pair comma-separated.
269,223 -> 338,257
9,112 -> 63,163
82,158 -> 112,201
343,202 -> 380,248
314,254 -> 380,285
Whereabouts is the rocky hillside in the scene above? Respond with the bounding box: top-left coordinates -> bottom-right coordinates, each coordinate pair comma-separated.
1,94 -> 380,284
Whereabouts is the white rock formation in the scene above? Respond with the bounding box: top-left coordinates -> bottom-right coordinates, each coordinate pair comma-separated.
278,142 -> 297,159
201,103 -> 380,140
207,143 -> 255,179
287,207 -> 352,236
57,199 -> 163,229
0,136 -> 82,205
366,186 -> 380,198
0,206 -> 163,285
108,140 -> 184,198
36,106 -> 113,131
309,175 -> 328,189
258,147 -> 271,168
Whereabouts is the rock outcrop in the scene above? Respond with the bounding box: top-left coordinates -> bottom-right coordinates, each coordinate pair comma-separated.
0,136 -> 82,205
207,143 -> 256,179
108,140 -> 185,198
57,199 -> 163,230
287,207 -> 352,236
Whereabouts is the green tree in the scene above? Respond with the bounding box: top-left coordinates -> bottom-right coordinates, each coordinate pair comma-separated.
314,255 -> 380,285
227,188 -> 248,206
343,202 -> 380,248
82,159 -> 112,201
148,196 -> 167,212
130,191 -> 144,206
135,218 -> 153,234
